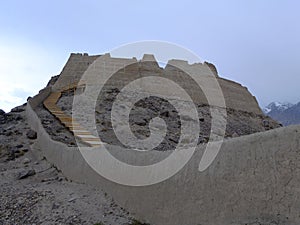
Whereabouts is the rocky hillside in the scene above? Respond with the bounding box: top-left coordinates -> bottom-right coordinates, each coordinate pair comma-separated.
50,77 -> 282,151
0,55 -> 289,225
263,101 -> 300,126
0,105 -> 143,225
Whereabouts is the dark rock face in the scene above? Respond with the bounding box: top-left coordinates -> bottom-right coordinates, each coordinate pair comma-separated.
26,129 -> 37,140
17,169 -> 36,180
11,106 -> 25,113
34,104 -> 77,147
0,105 -> 34,161
46,85 -> 281,150
0,106 -> 25,125
47,75 -> 60,87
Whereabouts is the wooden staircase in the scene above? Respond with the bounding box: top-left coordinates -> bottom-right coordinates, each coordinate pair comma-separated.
43,83 -> 102,147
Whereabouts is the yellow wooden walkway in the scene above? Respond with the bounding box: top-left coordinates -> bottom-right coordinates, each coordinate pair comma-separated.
43,83 -> 102,147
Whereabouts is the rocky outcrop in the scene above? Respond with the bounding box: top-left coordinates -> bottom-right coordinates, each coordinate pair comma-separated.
0,105 -> 34,160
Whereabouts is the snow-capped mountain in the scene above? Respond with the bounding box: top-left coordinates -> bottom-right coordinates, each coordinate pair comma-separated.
263,102 -> 294,114
263,101 -> 300,126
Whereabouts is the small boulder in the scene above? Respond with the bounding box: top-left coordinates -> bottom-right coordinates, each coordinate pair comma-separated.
160,111 -> 169,118
23,157 -> 31,164
263,120 -> 270,127
26,129 -> 37,139
232,132 -> 239,138
68,197 -> 77,202
17,169 -> 36,180
0,109 -> 5,115
5,131 -> 13,136
16,144 -> 24,149
52,202 -> 60,210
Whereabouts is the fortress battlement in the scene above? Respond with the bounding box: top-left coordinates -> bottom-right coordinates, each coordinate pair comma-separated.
53,53 -> 262,114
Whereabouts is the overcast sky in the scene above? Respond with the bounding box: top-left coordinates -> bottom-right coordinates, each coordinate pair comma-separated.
0,0 -> 299,112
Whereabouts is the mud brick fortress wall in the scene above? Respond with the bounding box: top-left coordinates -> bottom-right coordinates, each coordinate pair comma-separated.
53,53 -> 262,115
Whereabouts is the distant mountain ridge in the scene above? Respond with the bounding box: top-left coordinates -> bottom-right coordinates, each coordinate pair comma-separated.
263,101 -> 300,126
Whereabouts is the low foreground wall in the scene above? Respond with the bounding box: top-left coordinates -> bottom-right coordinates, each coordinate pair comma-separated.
26,90 -> 300,225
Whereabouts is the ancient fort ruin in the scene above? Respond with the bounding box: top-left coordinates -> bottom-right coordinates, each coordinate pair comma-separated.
25,53 -> 300,225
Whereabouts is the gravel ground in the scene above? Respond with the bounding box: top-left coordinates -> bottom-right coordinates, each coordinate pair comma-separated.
0,105 -> 145,225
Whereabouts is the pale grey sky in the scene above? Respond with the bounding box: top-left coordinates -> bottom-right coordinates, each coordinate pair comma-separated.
0,0 -> 299,111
